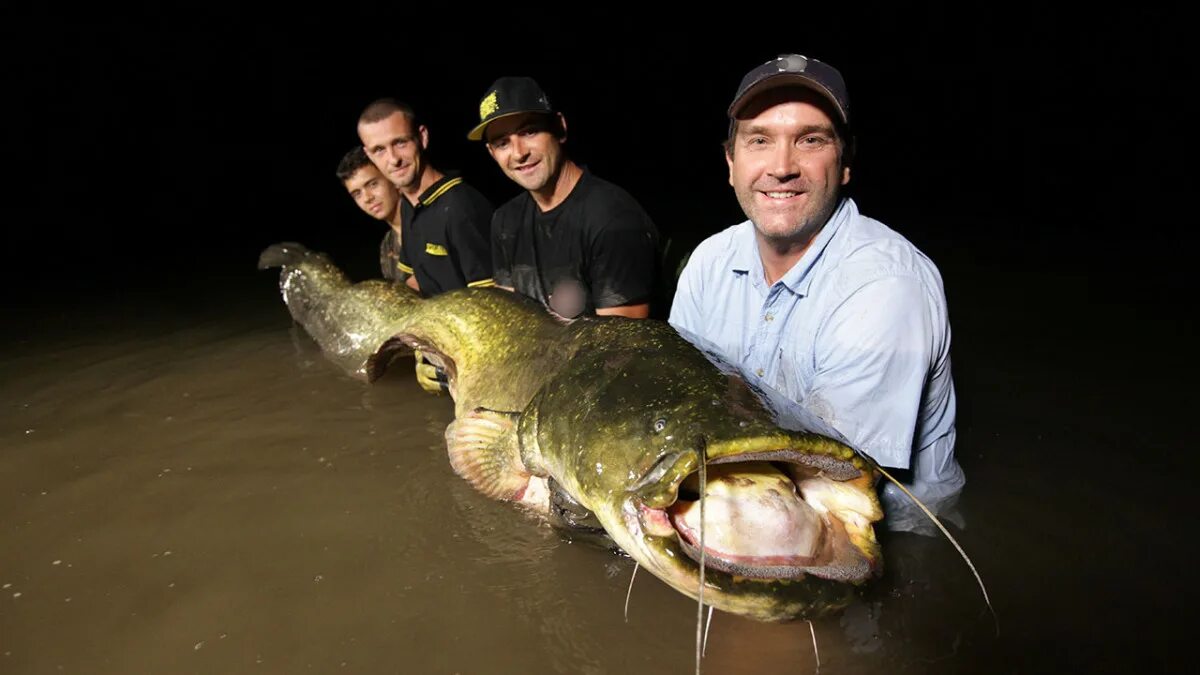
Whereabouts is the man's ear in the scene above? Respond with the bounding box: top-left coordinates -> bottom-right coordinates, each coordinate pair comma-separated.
557,112 -> 568,143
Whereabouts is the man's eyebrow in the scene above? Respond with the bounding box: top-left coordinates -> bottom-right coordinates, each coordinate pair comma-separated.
739,123 -> 835,137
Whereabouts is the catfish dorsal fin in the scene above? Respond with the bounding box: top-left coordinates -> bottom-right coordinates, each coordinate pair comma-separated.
445,408 -> 531,502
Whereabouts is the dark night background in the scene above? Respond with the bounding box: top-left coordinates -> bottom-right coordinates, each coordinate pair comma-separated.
0,11 -> 1195,672
1,11 -> 1188,310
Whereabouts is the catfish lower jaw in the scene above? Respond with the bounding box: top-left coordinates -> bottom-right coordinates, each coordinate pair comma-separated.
630,519 -> 860,621
669,509 -> 877,583
636,461 -> 883,585
635,500 -> 835,582
612,491 -> 865,622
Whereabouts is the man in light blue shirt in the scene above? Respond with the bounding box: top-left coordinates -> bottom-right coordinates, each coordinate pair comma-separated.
669,54 -> 964,533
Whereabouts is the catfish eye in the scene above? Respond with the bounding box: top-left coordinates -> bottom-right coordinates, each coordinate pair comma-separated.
652,418 -> 667,433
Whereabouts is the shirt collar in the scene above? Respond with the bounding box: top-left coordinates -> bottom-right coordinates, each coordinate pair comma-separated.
729,197 -> 856,297
415,172 -> 462,208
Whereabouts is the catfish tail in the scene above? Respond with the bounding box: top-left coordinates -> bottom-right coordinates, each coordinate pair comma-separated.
257,242 -> 312,270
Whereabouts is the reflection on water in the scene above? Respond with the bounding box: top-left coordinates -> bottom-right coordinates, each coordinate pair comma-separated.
0,282 -> 1187,674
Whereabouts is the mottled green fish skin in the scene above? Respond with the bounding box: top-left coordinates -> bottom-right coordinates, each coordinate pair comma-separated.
517,319 -> 878,621
261,244 -> 882,621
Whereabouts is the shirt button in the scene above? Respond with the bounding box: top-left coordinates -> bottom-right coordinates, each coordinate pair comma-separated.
764,313 -> 774,321
756,368 -> 764,377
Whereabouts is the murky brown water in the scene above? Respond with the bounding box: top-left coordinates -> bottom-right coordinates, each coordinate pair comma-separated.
0,270 -> 1189,674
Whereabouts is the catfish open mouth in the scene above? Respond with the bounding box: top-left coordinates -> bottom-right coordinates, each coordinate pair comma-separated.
648,456 -> 882,584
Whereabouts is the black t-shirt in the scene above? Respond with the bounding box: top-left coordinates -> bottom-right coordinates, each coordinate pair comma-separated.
398,174 -> 494,297
491,171 -> 659,318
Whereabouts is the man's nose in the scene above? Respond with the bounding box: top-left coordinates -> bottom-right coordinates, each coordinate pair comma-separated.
767,144 -> 801,182
511,135 -> 529,159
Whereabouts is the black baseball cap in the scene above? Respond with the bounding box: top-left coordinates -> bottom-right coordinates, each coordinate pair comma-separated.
468,76 -> 555,141
728,54 -> 850,125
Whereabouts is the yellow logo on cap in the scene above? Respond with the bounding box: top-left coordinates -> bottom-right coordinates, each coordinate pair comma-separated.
480,91 -> 499,121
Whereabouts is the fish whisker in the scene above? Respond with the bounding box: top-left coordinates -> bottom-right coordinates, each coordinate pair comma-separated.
807,619 -> 820,672
871,460 -> 998,636
624,561 -> 639,622
702,605 -> 714,657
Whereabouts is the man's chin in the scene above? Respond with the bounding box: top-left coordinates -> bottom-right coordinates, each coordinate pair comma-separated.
509,175 -> 543,192
752,217 -> 821,245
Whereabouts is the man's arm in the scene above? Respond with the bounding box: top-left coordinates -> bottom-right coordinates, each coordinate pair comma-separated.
490,211 -> 514,292
379,233 -> 396,281
597,304 -> 650,318
588,212 -> 658,319
447,207 -> 495,288
397,231 -> 418,291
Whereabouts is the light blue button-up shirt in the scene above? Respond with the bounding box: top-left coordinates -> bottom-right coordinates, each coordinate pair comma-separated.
670,198 -> 965,530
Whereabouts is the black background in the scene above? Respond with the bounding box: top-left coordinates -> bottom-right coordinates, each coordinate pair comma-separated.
0,11 -> 1188,313
0,13 -> 1194,670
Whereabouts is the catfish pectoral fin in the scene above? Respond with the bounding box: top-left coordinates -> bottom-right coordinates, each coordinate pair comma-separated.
445,409 -> 538,505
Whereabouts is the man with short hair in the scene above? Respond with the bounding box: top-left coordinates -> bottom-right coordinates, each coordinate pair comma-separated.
335,146 -> 409,284
670,54 -> 965,532
357,98 -> 494,297
468,77 -> 659,319
358,99 -> 493,394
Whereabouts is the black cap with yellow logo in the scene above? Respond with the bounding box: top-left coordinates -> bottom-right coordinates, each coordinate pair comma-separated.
467,76 -> 555,142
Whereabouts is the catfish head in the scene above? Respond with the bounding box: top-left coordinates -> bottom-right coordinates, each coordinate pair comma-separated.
519,320 -> 884,622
